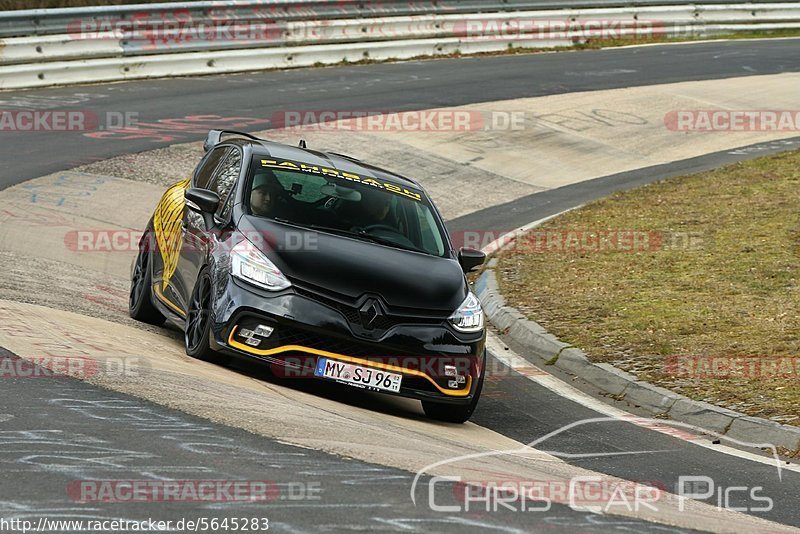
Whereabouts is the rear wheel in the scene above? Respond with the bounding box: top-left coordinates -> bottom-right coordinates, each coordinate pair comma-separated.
129,230 -> 165,326
185,269 -> 230,365
422,351 -> 485,424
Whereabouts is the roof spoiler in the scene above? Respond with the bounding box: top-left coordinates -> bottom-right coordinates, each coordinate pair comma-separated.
203,129 -> 263,152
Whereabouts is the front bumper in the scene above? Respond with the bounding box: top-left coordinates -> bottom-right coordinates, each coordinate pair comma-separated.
210,277 -> 485,404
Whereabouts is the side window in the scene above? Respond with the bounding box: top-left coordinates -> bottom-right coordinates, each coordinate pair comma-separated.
194,147 -> 228,189
210,148 -> 242,218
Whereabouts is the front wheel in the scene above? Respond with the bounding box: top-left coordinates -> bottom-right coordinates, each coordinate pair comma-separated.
422,351 -> 485,423
129,230 -> 165,326
185,269 -> 230,365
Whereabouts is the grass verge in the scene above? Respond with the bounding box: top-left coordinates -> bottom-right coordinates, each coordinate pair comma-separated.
496,148 -> 800,425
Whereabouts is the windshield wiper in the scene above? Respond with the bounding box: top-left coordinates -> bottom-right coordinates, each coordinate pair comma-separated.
306,224 -> 365,239
355,231 -> 427,254
307,225 -> 426,254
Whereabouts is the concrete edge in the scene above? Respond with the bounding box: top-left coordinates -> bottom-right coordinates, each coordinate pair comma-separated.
475,267 -> 800,454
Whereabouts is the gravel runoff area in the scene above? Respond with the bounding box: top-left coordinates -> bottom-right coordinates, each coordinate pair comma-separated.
0,250 -> 180,340
497,149 -> 800,425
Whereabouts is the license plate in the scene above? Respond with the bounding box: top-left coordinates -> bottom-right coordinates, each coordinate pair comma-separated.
314,358 -> 402,393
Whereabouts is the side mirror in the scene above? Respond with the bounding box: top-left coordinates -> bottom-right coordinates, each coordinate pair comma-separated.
185,188 -> 220,214
458,247 -> 485,273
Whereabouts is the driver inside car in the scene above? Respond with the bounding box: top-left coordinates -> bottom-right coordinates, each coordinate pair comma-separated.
342,187 -> 393,231
250,174 -> 286,218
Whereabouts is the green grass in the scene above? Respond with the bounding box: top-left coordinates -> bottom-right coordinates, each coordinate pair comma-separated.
497,149 -> 800,426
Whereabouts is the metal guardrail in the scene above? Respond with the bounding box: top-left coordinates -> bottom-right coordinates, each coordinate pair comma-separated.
1,1 -> 798,89
2,0 -> 798,38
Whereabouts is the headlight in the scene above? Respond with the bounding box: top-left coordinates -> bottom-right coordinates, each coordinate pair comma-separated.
448,292 -> 484,333
230,240 -> 291,291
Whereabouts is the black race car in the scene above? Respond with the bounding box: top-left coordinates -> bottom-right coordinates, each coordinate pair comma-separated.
129,130 -> 487,422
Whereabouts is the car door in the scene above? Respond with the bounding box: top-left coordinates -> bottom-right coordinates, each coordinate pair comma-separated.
150,145 -> 231,318
152,146 -> 228,315
176,145 -> 243,309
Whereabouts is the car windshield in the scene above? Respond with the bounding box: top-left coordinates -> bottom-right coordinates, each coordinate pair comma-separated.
247,157 -> 448,257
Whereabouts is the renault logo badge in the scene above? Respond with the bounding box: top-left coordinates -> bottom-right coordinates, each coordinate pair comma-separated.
358,299 -> 383,329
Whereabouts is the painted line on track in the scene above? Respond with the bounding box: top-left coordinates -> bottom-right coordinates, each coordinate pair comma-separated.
485,334 -> 800,475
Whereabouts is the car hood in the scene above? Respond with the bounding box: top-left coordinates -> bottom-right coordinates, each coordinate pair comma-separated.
237,216 -> 466,313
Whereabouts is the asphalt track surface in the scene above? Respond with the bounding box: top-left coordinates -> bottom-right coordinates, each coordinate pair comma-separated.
2,349 -> 684,533
2,39 -> 800,532
2,38 -> 800,190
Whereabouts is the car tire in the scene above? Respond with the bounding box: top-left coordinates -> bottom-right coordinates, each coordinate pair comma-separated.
185,268 -> 230,365
422,350 -> 486,424
129,229 -> 166,326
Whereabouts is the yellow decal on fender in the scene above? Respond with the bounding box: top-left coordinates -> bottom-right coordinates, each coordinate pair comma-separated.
153,178 -> 190,290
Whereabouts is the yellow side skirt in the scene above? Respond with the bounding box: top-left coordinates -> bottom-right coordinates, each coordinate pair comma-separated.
153,284 -> 186,318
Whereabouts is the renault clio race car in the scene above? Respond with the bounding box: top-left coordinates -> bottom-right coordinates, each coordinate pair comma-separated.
129,130 -> 487,422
